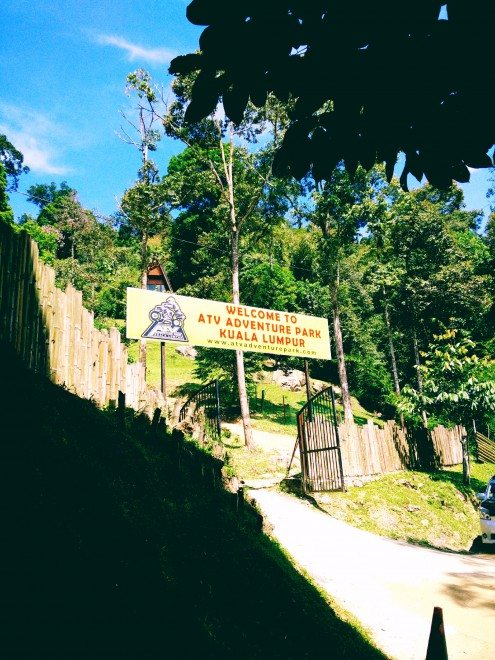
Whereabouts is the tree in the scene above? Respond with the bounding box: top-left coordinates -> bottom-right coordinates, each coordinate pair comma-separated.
170,1 -> 495,189
25,190 -> 104,265
0,134 -> 29,190
306,164 -> 387,420
118,69 -> 164,186
118,69 -> 171,369
163,72 -> 296,448
193,348 -> 264,417
0,163 -> 14,224
365,183 -> 491,412
15,219 -> 60,263
26,181 -> 74,210
164,145 -> 230,296
398,328 -> 495,485
119,181 -> 171,286
21,180 -> 141,314
240,258 -> 298,311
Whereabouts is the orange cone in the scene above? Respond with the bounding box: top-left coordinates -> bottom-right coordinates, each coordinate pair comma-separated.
426,606 -> 448,659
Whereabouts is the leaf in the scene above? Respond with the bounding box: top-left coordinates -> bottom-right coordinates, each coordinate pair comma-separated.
184,71 -> 221,123
186,0 -> 242,26
222,86 -> 249,125
463,152 -> 492,169
399,165 -> 409,191
311,140 -> 340,182
184,92 -> 219,124
287,138 -> 312,180
168,54 -> 203,75
423,159 -> 452,189
250,88 -> 267,108
357,136 -> 377,171
404,152 -> 423,183
272,148 -> 291,178
450,162 -> 470,184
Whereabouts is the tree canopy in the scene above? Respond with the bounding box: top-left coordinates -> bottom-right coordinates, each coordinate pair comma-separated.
170,1 -> 495,189
0,134 -> 29,191
0,163 -> 14,224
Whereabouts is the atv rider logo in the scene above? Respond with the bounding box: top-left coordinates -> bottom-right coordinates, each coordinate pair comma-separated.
141,296 -> 188,342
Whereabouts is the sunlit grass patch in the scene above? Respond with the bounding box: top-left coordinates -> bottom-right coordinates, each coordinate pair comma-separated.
128,340 -> 199,396
313,464 -> 495,552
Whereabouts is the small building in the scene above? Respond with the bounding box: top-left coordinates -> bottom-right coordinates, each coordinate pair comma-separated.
146,259 -> 172,293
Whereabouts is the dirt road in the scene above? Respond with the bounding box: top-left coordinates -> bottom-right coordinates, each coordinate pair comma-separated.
249,488 -> 495,660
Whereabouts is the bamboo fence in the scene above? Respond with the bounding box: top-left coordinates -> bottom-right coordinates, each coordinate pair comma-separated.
476,432 -> 495,464
0,222 -> 164,416
339,419 -> 464,479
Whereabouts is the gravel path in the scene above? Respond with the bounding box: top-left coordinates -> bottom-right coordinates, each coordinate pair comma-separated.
222,421 -> 297,454
248,488 -> 495,660
223,420 -> 495,658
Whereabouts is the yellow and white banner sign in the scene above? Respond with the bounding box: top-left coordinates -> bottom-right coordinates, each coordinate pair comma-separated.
126,288 -> 331,360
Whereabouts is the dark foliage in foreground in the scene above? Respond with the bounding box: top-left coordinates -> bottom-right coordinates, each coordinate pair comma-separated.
1,344 -> 384,659
170,1 -> 495,189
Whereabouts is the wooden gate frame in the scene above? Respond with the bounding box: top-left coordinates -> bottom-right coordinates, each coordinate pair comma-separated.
296,386 -> 345,493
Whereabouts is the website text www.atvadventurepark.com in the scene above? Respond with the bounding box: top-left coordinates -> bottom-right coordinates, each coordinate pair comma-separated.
206,337 -> 317,356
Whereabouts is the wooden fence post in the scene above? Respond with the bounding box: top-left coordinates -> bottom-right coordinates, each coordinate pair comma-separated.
0,225 -> 166,419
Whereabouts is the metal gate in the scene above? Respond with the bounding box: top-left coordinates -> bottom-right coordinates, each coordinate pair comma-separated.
178,380 -> 222,442
296,386 -> 345,493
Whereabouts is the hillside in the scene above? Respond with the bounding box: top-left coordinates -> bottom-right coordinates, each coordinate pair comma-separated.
1,343 -> 384,659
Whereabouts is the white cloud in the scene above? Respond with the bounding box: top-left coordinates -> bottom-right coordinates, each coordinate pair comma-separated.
0,102 -> 70,175
96,34 -> 176,64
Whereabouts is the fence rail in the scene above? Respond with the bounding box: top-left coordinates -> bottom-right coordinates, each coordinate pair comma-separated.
0,222 -> 164,416
289,414 -> 467,488
178,380 -> 221,443
339,419 -> 464,480
476,432 -> 495,464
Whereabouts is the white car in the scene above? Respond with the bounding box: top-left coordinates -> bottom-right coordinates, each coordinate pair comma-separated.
477,476 -> 495,545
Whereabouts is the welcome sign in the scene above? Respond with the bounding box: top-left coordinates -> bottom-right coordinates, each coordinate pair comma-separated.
126,288 -> 331,360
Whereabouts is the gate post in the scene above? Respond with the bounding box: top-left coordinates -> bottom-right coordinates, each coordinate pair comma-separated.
297,411 -> 309,492
304,358 -> 313,422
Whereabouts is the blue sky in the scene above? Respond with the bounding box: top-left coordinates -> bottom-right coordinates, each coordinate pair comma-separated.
1,0 -> 493,226
1,0 -> 201,219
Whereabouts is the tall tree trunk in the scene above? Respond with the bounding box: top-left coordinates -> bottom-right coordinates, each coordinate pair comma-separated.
218,129 -> 254,450
331,274 -> 353,422
412,327 -> 423,393
231,226 -> 254,449
412,326 -> 428,427
383,296 -> 405,427
139,230 -> 148,372
383,294 -> 401,397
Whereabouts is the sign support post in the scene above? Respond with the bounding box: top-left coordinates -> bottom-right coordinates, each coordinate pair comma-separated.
304,358 -> 313,422
145,261 -> 174,406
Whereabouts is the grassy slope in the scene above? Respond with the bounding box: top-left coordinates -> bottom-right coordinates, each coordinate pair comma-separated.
128,339 -> 199,396
130,340 -> 380,435
1,343 -> 385,659
313,463 -> 495,552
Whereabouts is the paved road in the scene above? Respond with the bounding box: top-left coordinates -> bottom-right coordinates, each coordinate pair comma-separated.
248,488 -> 495,660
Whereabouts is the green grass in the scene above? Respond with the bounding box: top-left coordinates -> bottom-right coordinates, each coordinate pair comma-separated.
249,379 -> 383,436
227,444 -> 293,482
2,342 -> 385,659
126,344 -> 490,554
128,339 -> 200,396
131,344 -> 383,433
249,381 -> 306,436
312,461 -> 495,552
